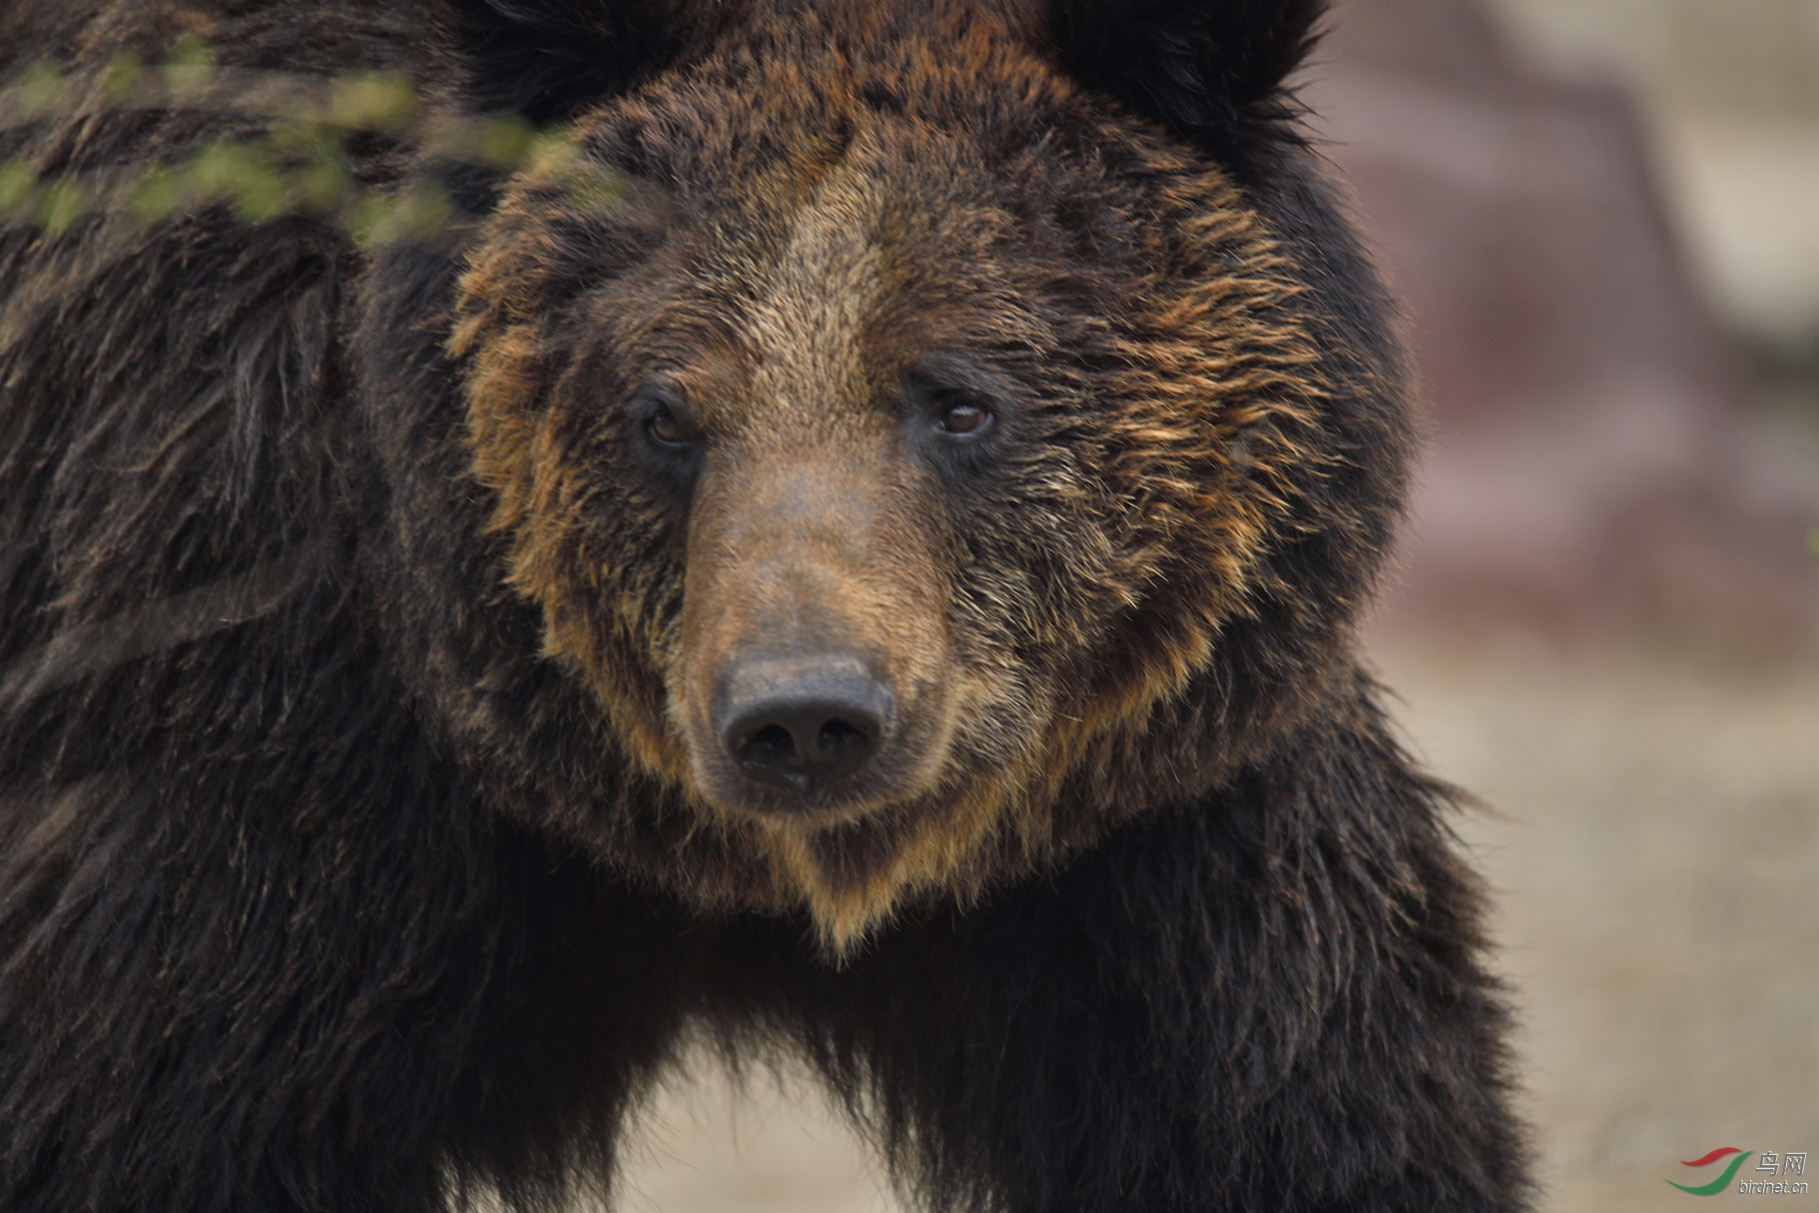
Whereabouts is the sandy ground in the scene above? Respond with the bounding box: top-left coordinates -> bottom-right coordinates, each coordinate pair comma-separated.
608,646 -> 1819,1212
1377,644 -> 1819,1210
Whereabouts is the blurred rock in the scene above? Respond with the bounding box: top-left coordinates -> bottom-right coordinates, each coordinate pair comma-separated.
1302,0 -> 1819,655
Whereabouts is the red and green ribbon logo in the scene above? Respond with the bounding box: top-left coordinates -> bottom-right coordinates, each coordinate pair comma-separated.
1669,1147 -> 1754,1195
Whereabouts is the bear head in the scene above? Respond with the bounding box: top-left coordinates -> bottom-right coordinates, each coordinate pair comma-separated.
367,0 -> 1410,951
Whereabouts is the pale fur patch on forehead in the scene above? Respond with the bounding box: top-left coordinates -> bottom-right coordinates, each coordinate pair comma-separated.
739,155 -> 885,434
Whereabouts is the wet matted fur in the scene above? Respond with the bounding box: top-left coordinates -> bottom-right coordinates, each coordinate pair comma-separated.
0,1 -> 1532,1210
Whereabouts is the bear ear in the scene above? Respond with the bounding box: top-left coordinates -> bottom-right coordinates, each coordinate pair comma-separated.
1047,0 -> 1325,162
450,0 -> 721,123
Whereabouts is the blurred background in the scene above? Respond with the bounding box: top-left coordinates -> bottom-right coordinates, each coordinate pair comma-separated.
616,1 -> 1819,1209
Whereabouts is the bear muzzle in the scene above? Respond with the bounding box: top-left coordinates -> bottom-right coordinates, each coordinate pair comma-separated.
677,442 -> 957,823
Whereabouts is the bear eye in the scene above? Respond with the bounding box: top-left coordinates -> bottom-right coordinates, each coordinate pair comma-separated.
632,385 -> 698,458
938,398 -> 992,436
647,404 -> 689,448
900,355 -> 1012,473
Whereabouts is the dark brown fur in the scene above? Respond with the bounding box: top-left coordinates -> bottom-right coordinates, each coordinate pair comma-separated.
0,1 -> 1531,1209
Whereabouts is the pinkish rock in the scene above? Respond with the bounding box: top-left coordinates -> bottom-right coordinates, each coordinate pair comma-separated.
1304,0 -> 1819,654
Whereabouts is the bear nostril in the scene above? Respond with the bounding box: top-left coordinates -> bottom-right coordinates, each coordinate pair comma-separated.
817,718 -> 867,756
738,723 -> 797,767
714,656 -> 892,799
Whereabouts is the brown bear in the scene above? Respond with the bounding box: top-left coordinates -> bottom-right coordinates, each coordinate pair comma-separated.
0,1 -> 1531,1210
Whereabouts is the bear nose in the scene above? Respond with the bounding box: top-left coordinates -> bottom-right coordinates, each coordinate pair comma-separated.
715,655 -> 892,794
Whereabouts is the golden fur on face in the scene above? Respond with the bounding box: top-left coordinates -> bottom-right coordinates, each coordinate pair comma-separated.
450,1 -> 1366,951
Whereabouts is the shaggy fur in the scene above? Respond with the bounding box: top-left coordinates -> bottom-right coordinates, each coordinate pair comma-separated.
0,1 -> 1531,1210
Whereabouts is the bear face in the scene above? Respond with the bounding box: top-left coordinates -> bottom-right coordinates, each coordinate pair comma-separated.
382,0 -> 1410,948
